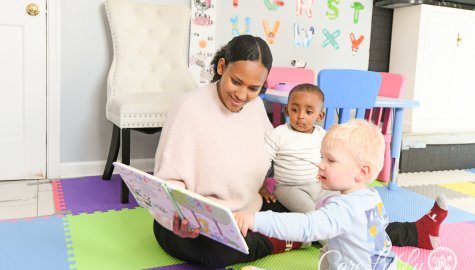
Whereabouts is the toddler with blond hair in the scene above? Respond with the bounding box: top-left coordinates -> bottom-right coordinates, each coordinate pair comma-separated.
236,119 -> 397,269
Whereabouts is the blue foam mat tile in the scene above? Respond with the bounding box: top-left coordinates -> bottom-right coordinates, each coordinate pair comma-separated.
375,187 -> 475,223
466,168 -> 475,174
0,216 -> 71,269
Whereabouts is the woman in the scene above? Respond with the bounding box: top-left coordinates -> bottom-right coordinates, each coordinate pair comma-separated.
153,35 -> 447,267
153,35 -> 298,267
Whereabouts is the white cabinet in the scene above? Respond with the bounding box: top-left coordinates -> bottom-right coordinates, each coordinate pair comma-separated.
389,4 -> 475,133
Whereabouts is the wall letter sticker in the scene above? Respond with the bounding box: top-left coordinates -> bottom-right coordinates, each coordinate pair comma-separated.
322,28 -> 340,49
230,16 -> 251,36
296,0 -> 314,19
294,23 -> 315,48
351,2 -> 364,24
189,0 -> 373,85
326,0 -> 339,20
350,33 -> 364,54
263,20 -> 281,44
263,0 -> 284,11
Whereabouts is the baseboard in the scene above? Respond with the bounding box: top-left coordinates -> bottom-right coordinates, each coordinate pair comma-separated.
400,143 -> 475,173
402,132 -> 475,149
59,158 -> 155,179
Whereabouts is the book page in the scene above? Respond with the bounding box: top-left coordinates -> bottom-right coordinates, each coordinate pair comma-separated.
168,187 -> 249,254
114,162 -> 249,254
114,163 -> 175,231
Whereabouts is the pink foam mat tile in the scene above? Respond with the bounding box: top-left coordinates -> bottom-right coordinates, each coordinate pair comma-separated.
393,222 -> 475,269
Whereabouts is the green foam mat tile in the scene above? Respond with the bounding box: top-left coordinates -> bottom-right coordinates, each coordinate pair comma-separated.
396,259 -> 415,270
232,247 -> 320,269
66,207 -> 182,270
369,180 -> 388,188
231,247 -> 413,270
65,207 -> 419,270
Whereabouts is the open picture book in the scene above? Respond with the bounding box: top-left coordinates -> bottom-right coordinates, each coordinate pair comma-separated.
113,162 -> 249,254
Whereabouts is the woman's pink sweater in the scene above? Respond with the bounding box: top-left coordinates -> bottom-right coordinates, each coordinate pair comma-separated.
154,82 -> 272,212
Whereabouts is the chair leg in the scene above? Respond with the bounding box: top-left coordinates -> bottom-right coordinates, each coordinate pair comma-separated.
121,128 -> 131,204
377,109 -> 393,182
102,124 -> 121,180
377,134 -> 392,182
272,104 -> 282,127
373,108 -> 383,125
364,108 -> 372,122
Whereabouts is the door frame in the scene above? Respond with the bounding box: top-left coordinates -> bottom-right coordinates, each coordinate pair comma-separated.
46,0 -> 61,179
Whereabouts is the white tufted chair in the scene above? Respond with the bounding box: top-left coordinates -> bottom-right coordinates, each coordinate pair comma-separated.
104,0 -> 196,203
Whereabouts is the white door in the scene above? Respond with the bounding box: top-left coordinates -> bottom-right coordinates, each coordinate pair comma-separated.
417,9 -> 455,127
0,0 -> 46,180
449,14 -> 475,130
417,6 -> 475,132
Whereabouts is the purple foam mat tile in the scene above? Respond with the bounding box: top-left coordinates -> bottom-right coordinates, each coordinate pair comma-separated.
145,263 -> 226,270
60,174 -> 138,215
464,220 -> 475,226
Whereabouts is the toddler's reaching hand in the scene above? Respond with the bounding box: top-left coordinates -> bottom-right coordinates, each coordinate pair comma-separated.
234,211 -> 256,237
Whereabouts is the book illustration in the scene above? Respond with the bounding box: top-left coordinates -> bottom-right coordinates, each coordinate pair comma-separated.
170,190 -> 230,223
114,164 -> 175,231
114,162 -> 249,254
169,189 -> 246,252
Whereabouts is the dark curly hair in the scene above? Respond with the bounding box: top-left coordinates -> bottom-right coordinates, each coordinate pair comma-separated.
210,35 -> 273,92
288,83 -> 325,104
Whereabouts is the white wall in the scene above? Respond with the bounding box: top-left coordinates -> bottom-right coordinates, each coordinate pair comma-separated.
60,0 -> 189,177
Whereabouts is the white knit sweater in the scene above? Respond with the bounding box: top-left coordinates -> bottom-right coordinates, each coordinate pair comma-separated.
266,123 -> 326,185
154,82 -> 273,212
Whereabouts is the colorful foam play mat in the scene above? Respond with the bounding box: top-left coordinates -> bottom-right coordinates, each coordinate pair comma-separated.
2,170 -> 475,269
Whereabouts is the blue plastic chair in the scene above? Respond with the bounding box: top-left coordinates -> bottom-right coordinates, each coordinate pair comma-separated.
318,69 -> 382,130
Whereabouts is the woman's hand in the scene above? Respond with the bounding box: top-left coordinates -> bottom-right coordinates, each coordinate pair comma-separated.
172,214 -> 200,238
259,185 -> 277,203
234,211 -> 255,237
